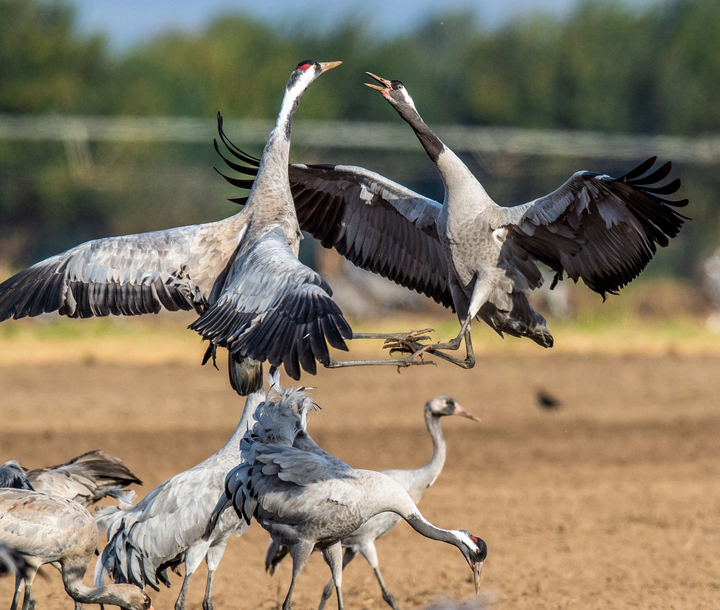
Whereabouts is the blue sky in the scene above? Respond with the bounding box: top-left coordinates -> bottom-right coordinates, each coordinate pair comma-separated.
70,0 -> 656,51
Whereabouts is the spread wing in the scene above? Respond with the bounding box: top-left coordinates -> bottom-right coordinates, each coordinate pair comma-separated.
503,157 -> 688,296
190,227 -> 352,381
27,450 -> 142,508
0,219 -> 246,321
214,113 -> 453,310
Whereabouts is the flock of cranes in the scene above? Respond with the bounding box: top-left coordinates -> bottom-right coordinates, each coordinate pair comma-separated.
0,57 -> 687,610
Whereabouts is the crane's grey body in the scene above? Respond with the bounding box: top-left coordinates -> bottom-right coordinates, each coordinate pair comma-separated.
217,75 -> 687,367
0,489 -> 152,610
209,386 -> 487,610
94,381 -> 266,610
265,396 -> 481,610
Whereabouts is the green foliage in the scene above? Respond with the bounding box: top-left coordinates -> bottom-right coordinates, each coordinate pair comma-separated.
1,0 -> 720,275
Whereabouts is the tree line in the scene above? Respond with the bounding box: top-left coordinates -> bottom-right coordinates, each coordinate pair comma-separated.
0,0 -> 718,276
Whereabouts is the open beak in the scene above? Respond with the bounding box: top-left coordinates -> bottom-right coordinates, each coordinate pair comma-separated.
473,561 -> 483,594
364,72 -> 392,93
318,61 -> 342,73
453,403 -> 482,423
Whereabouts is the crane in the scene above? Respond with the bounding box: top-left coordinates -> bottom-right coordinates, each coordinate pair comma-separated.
265,395 -> 481,610
207,384 -> 487,610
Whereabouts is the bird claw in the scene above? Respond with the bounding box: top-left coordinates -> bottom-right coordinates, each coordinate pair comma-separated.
381,328 -> 433,355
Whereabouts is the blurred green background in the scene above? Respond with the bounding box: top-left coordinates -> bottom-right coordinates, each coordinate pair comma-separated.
0,0 -> 718,318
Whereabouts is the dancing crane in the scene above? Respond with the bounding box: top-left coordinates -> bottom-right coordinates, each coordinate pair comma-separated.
215,74 -> 687,369
0,61 -> 424,395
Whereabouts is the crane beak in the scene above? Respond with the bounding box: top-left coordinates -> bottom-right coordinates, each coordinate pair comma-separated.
318,61 -> 342,73
364,72 -> 392,93
473,561 -> 483,594
453,404 -> 482,423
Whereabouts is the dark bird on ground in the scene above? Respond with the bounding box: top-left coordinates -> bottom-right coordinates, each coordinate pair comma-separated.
207,384 -> 487,610
0,489 -> 153,610
94,376 -> 266,610
265,396 -> 481,610
536,389 -> 561,410
215,74 -> 687,369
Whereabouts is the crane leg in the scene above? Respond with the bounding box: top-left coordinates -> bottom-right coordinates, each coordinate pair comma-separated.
318,548 -> 356,610
175,544 -> 208,610
321,543 -> 345,610
385,277 -> 491,369
373,568 -> 400,610
326,329 -> 436,370
283,541 -> 314,610
202,543 -> 228,610
357,541 -> 400,610
20,569 -> 36,610
10,573 -> 24,610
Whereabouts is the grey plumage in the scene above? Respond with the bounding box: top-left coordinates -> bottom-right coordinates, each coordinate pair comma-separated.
0,462 -> 33,491
26,450 -> 142,508
0,60 -> 350,394
208,384 -> 487,610
0,489 -> 153,610
217,74 -> 687,368
265,396 -> 482,610
94,377 -> 267,610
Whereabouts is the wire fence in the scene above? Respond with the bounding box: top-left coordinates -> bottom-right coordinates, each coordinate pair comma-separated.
2,114 -> 720,164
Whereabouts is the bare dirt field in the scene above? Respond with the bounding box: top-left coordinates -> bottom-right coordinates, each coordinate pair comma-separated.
1,345 -> 719,610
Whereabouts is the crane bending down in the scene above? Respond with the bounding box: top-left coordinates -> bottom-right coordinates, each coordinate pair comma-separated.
94,374 -> 266,610
0,60 -> 426,397
265,395 -> 482,610
206,384 -> 487,610
0,489 -> 153,610
215,75 -> 687,369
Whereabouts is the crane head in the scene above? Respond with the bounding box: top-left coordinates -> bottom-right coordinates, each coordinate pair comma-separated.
426,396 -> 481,422
365,72 -> 418,112
456,531 -> 487,594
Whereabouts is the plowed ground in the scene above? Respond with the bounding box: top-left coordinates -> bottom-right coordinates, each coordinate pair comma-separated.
1,353 -> 719,610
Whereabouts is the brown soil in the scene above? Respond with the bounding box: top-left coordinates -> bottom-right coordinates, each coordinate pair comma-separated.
1,353 -> 719,610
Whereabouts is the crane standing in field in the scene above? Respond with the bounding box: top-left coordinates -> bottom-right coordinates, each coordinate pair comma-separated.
265,395 -> 481,610
207,384 -> 487,610
94,375 -> 266,610
216,74 -> 687,368
0,489 -> 153,610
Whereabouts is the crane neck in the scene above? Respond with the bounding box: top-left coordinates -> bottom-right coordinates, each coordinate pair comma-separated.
63,572 -> 145,609
395,101 -> 492,210
223,383 -> 267,451
381,484 -> 464,549
413,408 -> 447,491
248,75 -> 309,204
